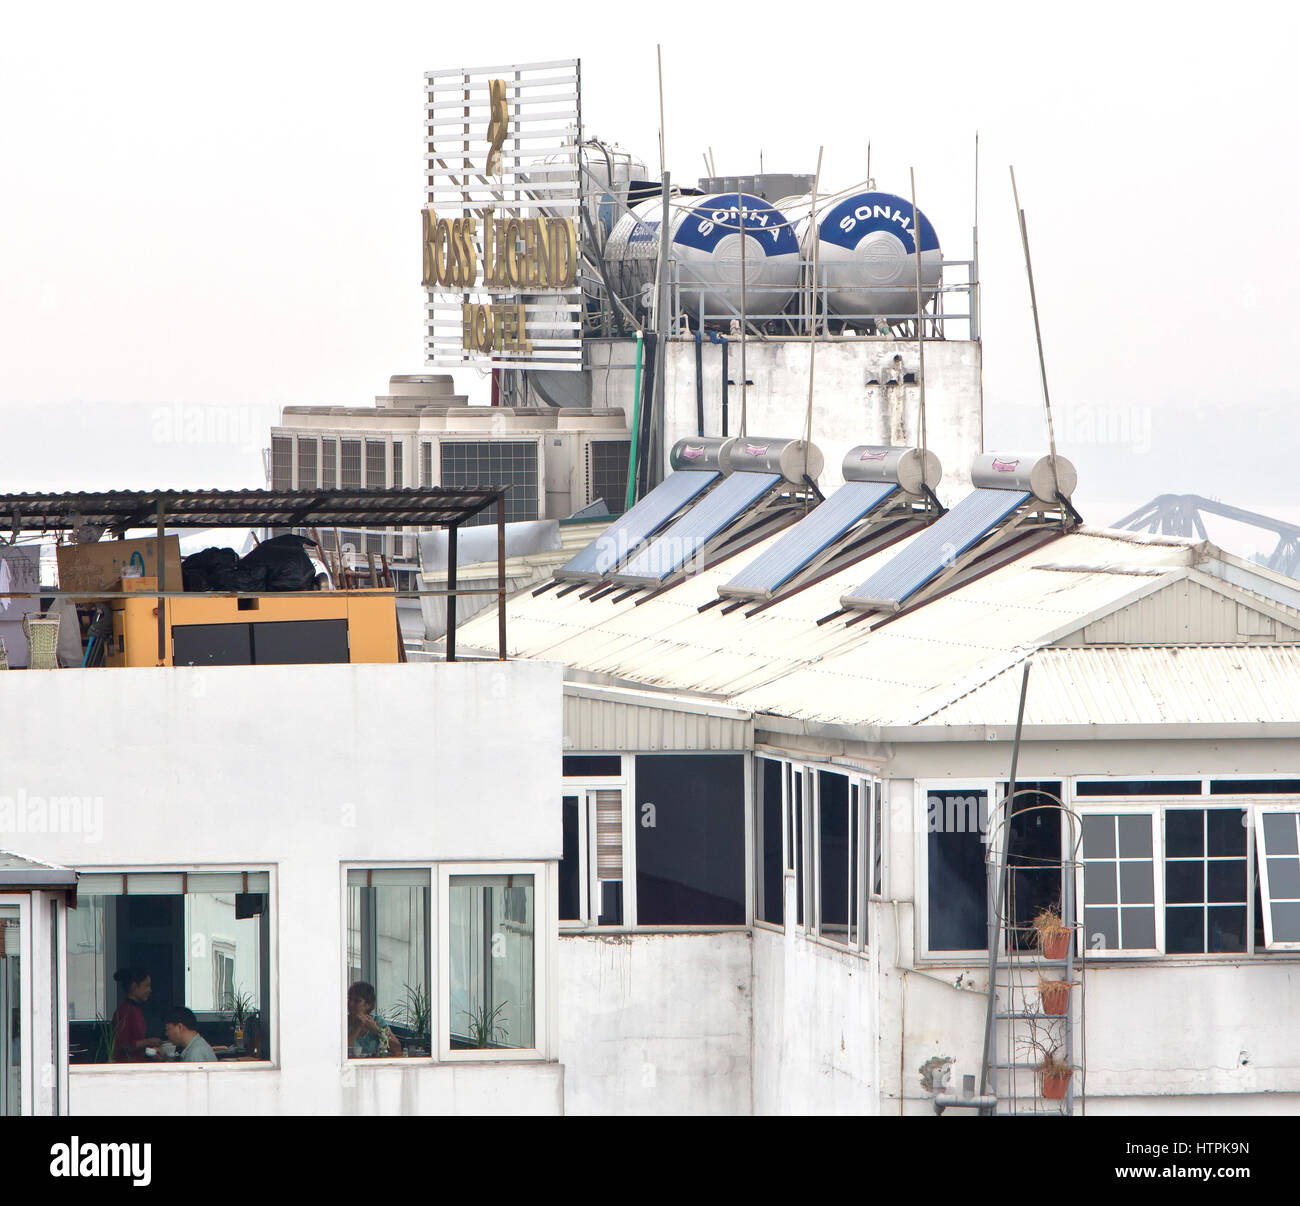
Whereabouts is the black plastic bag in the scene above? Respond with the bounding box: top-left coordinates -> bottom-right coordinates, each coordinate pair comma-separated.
181,546 -> 240,591
237,533 -> 319,591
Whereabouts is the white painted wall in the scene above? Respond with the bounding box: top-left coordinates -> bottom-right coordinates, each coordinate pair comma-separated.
558,931 -> 751,1115
0,660 -> 565,1115
591,338 -> 984,506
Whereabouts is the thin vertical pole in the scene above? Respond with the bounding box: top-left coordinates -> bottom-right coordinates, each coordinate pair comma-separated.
910,167 -> 927,461
651,170 -> 672,489
155,500 -> 167,665
446,521 -> 458,663
738,196 -> 747,437
802,147 -> 825,471
497,500 -> 507,661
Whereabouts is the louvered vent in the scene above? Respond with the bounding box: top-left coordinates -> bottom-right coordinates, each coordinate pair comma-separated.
595,790 -> 623,879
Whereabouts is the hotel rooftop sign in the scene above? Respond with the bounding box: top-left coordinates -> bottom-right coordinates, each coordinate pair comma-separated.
424,59 -> 583,371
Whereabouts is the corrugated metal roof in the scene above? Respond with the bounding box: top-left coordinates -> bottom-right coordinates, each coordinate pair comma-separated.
917,646 -> 1300,727
460,525 -> 1222,728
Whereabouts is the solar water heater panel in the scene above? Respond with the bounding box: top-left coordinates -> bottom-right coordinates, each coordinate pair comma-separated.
613,472 -> 783,586
554,469 -> 720,581
841,487 -> 1032,610
721,480 -> 899,599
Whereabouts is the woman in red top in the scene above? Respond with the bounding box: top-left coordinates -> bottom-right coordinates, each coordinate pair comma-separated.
110,966 -> 162,1062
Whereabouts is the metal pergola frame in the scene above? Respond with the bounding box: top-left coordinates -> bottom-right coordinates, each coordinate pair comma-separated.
0,487 -> 511,663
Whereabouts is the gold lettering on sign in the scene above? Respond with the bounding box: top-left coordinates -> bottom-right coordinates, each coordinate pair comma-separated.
422,209 -> 478,289
485,79 -> 509,177
461,303 -> 532,356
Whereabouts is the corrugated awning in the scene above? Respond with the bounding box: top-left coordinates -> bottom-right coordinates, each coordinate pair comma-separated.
0,487 -> 504,534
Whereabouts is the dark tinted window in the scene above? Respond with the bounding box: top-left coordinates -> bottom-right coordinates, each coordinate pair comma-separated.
560,795 -> 580,921
818,771 -> 850,943
1076,780 -> 1202,796
927,788 -> 987,951
1004,782 -> 1062,950
635,754 -> 745,925
563,756 -> 621,778
758,759 -> 783,925
1210,780 -> 1300,795
1164,808 -> 1248,954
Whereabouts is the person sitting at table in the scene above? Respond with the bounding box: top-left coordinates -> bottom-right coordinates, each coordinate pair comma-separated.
347,981 -> 402,1057
110,966 -> 163,1062
163,1006 -> 217,1062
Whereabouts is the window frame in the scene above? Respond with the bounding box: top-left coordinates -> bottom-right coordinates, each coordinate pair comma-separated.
1073,809 -> 1163,958
437,862 -> 552,1063
0,894 -> 33,1112
67,864 -> 278,1072
916,778 -> 996,961
560,756 -> 629,931
1253,804 -> 1300,951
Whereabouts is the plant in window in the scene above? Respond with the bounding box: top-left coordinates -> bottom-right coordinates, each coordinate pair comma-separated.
1027,905 -> 1072,960
222,985 -> 255,1044
93,1014 -> 118,1064
388,981 -> 432,1050
462,999 -> 510,1048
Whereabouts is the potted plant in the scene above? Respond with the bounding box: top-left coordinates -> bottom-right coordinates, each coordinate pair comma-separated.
390,981 -> 432,1055
222,985 -> 255,1048
1039,1049 -> 1074,1100
1037,976 -> 1073,1016
1028,905 -> 1072,960
462,999 -> 509,1049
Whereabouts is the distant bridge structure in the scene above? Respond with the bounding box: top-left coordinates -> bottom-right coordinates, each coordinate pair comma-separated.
1114,494 -> 1300,578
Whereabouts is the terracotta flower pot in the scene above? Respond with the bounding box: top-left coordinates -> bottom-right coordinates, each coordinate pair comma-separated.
1042,1069 -> 1072,1100
1042,930 -> 1071,960
1040,981 -> 1071,1016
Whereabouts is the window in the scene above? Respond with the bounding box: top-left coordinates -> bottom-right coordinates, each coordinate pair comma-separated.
441,869 -> 544,1059
68,871 -> 271,1064
271,437 -> 292,490
559,783 -> 625,927
925,786 -> 989,952
297,437 -> 318,489
440,441 -> 539,527
1256,809 -> 1300,948
1165,808 -> 1248,954
756,758 -> 784,926
1080,813 -> 1159,952
346,869 -> 431,1058
1004,782 -> 1063,950
817,771 -> 851,945
635,754 -> 745,925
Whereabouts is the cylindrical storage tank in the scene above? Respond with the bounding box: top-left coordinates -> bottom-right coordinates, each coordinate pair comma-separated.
723,437 -> 824,484
669,435 -> 736,474
605,193 -> 801,322
804,190 -> 942,321
843,445 -> 942,495
970,451 -> 1078,502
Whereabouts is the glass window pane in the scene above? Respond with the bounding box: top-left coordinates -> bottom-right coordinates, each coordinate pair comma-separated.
1117,814 -> 1153,857
347,877 -> 430,1057
1271,901 -> 1300,942
759,760 -> 783,926
1207,809 -> 1247,857
1084,906 -> 1118,952
1165,861 -> 1204,904
1166,811 -> 1204,858
1085,862 -> 1117,905
1263,813 -> 1299,855
560,797 -> 581,922
1081,814 -> 1115,859
1208,906 -> 1247,953
448,875 -> 535,1051
927,789 -> 987,951
872,782 -> 883,898
1207,860 -> 1246,904
635,754 -> 746,926
1121,906 -> 1156,949
793,772 -> 804,926
1120,861 -> 1154,905
1266,857 -> 1300,900
1165,907 -> 1204,953
0,907 -> 19,1115
818,771 -> 850,943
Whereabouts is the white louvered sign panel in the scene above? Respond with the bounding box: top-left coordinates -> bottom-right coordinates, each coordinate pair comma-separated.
424,59 -> 583,371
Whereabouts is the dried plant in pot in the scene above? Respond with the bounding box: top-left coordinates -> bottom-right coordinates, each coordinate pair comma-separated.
1039,1049 -> 1074,1100
1037,976 -> 1073,1017
1028,906 -> 1072,961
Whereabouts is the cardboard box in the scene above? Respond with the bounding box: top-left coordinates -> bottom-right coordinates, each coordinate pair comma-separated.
57,537 -> 183,594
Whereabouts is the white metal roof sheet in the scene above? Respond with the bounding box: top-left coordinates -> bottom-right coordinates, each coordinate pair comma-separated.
916,645 -> 1300,727
461,526 -> 1221,728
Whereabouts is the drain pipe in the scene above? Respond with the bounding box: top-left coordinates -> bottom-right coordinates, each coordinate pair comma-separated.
694,327 -> 705,437
720,335 -> 730,437
625,330 -> 645,512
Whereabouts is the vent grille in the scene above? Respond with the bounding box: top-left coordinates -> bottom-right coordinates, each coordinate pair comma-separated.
271,437 -> 292,490
440,440 -> 539,527
590,440 -> 630,515
595,789 -> 623,879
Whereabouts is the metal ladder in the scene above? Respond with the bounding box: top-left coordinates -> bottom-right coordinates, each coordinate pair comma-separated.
980,791 -> 1084,1116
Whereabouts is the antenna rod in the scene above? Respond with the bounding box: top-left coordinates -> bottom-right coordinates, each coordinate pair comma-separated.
1009,166 -> 1061,485
866,140 -> 871,187
910,166 -> 927,463
738,191 -> 748,436
656,45 -> 666,179
803,146 -> 825,472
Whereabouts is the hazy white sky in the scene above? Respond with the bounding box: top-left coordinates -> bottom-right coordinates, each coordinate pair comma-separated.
2,2 -> 1297,543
